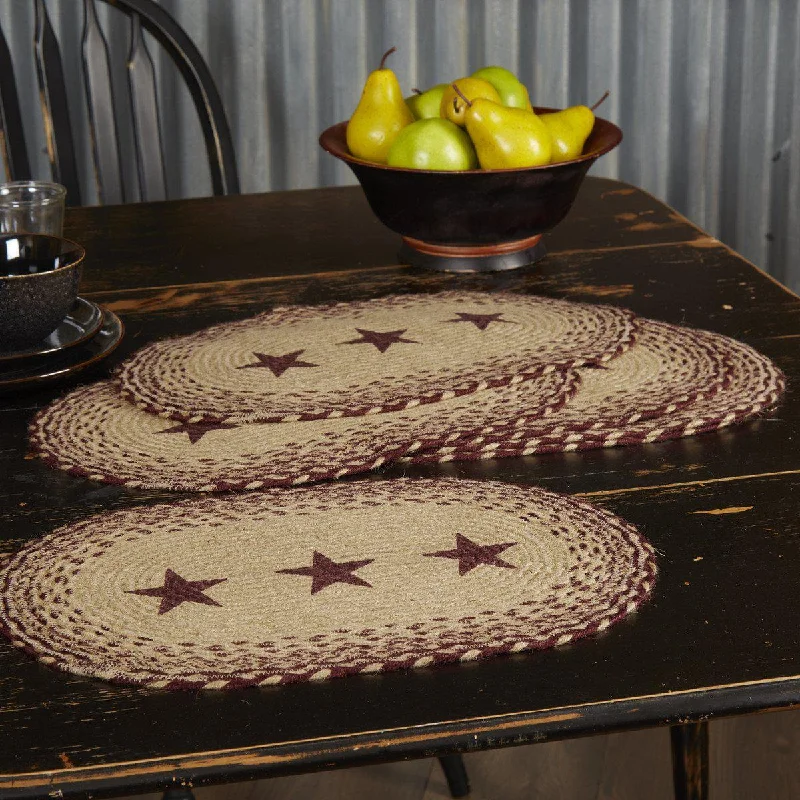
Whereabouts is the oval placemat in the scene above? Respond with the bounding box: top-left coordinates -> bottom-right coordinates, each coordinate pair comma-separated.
115,291 -> 636,423
29,365 -> 577,492
0,479 -> 657,689
409,325 -> 785,464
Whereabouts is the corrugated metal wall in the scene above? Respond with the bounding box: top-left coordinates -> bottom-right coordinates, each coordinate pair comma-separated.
2,0 -> 799,291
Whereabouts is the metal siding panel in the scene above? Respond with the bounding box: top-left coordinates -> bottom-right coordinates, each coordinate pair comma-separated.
228,1 -> 271,195
634,1 -> 673,200
616,0 -> 640,188
735,0 -> 779,270
586,0 -> 622,180
433,0 -> 470,84
719,0 -> 746,250
786,3 -> 800,295
377,0 -> 418,101
0,0 -> 798,291
699,0 -> 728,238
766,0 -> 798,288
481,0 -> 520,72
567,0 -> 588,111
318,0 -> 366,187
532,1 -> 571,108
243,0 -> 319,192
666,0 -> 694,217
279,0 -> 322,190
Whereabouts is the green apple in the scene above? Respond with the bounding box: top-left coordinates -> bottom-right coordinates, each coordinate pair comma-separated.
405,84 -> 448,119
471,66 -> 531,110
387,119 -> 478,170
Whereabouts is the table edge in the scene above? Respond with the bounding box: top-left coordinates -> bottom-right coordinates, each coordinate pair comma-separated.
4,674 -> 800,797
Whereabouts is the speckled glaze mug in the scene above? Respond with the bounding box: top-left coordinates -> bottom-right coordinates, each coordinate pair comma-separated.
0,234 -> 85,351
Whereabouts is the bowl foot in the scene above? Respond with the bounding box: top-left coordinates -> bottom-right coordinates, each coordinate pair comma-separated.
398,234 -> 546,273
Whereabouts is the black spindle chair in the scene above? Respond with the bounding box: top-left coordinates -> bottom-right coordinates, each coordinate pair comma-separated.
0,0 -> 239,205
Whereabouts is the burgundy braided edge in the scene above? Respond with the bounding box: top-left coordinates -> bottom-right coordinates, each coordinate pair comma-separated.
470,321 -> 740,437
27,367 -> 581,493
407,372 -> 787,466
0,486 -> 657,691
113,295 -> 638,424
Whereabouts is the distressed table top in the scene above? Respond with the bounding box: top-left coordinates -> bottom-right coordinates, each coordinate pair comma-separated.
0,177 -> 798,798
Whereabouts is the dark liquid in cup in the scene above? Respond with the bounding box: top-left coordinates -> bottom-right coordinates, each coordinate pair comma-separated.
3,257 -> 68,276
2,236 -> 79,276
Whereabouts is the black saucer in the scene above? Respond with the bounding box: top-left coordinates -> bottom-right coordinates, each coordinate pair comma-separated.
0,309 -> 124,395
0,297 -> 103,362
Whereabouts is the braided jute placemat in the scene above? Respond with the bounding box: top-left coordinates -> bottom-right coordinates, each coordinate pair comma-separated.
115,291 -> 636,424
0,479 -> 657,690
28,317 -> 749,492
29,365 -> 577,492
407,325 -> 785,465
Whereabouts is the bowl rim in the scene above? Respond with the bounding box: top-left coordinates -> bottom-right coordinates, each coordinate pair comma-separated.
0,233 -> 85,281
319,107 -> 623,175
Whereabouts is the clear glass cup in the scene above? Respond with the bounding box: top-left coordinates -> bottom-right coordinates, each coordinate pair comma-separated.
0,181 -> 67,237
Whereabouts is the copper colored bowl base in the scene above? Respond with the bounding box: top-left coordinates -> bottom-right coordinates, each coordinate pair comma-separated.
399,234 -> 546,273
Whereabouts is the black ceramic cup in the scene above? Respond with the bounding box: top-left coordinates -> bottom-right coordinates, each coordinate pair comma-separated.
0,234 -> 85,351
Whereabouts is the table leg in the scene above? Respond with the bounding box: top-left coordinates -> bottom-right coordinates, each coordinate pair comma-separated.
670,721 -> 709,800
438,753 -> 471,798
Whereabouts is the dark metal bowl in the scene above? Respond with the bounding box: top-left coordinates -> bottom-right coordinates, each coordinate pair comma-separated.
0,234 -> 85,350
319,108 -> 622,272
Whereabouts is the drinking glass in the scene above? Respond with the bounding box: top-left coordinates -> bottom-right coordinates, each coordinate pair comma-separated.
0,181 -> 67,236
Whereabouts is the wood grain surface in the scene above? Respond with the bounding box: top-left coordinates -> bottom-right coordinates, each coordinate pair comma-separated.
0,176 -> 798,798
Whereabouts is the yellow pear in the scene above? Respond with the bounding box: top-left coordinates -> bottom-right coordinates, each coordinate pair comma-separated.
541,91 -> 608,162
471,66 -> 531,109
540,106 -> 595,161
346,47 -> 414,164
456,87 -> 552,169
405,84 -> 448,119
440,78 -> 501,127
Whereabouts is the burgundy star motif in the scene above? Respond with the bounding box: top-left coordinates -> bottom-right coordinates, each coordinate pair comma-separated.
340,328 -> 418,353
276,551 -> 374,594
157,420 -> 239,444
126,568 -> 227,614
424,533 -> 517,575
446,312 -> 515,331
237,349 -> 318,377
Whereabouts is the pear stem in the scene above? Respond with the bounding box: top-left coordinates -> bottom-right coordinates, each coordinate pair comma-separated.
411,88 -> 423,95
379,46 -> 397,70
452,83 -> 472,108
590,90 -> 610,112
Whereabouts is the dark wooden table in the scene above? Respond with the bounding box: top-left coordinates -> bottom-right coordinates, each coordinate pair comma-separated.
0,177 -> 798,800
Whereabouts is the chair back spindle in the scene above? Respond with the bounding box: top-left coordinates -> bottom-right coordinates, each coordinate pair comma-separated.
127,13 -> 167,202
33,0 -> 82,205
0,24 -> 31,181
82,0 -> 124,204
